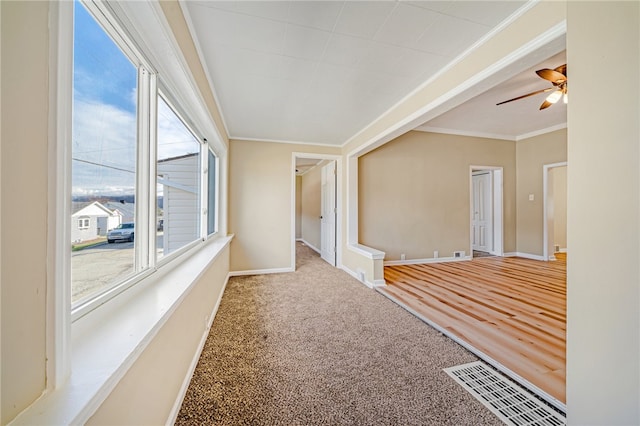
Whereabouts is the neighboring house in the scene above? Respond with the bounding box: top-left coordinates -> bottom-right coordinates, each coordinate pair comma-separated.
103,201 -> 135,224
71,201 -> 122,243
157,153 -> 200,255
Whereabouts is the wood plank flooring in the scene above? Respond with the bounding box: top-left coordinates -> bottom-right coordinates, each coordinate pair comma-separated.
380,254 -> 566,405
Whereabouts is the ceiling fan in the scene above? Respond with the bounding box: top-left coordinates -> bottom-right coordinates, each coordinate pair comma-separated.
497,64 -> 567,110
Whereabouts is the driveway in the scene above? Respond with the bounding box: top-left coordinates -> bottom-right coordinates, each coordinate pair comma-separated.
72,234 -> 164,303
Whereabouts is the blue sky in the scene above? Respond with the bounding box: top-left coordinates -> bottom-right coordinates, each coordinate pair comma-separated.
72,1 -> 200,197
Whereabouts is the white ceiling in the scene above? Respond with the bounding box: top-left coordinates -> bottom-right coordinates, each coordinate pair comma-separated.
183,1 -> 567,146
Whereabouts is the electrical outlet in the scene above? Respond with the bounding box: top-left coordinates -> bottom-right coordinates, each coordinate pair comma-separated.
434,251 -> 439,258
400,253 -> 406,261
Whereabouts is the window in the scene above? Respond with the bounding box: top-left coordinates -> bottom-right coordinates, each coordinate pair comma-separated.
70,0 -> 218,315
78,217 -> 90,230
156,96 -> 201,259
207,149 -> 217,236
71,2 -> 138,305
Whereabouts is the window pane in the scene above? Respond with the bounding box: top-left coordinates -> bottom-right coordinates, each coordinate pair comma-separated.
71,3 -> 138,304
156,97 -> 201,259
207,149 -> 216,235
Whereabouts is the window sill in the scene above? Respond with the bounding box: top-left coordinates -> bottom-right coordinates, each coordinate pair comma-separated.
9,234 -> 233,425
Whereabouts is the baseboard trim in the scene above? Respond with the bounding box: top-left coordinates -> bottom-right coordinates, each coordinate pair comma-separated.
298,238 -> 321,255
371,279 -> 387,287
384,255 -> 472,266
339,265 -> 386,289
558,248 -> 567,253
166,272 -> 231,425
504,252 -> 545,261
229,267 -> 294,277
340,265 -> 370,288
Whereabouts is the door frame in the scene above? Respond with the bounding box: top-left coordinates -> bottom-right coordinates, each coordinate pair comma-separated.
542,162 -> 567,261
291,153 -> 342,270
469,166 -> 504,257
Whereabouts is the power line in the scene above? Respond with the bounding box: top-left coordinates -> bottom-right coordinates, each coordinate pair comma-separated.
72,157 -> 134,174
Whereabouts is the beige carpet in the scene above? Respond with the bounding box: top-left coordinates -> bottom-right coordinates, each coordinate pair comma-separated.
175,242 -> 502,425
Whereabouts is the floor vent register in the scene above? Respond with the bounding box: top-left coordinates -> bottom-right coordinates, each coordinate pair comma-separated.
444,361 -> 566,426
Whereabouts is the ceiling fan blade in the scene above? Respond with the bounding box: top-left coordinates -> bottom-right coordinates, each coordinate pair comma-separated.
539,99 -> 553,110
554,64 -> 567,76
496,87 -> 554,105
536,68 -> 566,85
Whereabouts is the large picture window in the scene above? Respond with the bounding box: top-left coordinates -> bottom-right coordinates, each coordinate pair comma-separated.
71,2 -> 138,304
70,0 -> 218,314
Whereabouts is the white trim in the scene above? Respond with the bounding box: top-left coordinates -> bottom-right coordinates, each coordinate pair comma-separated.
371,279 -> 387,288
412,123 -> 568,142
166,272 -> 231,425
558,248 -> 567,253
414,126 -> 516,141
543,162 -> 568,261
346,156 -> 359,246
347,243 -> 385,260
503,252 -> 546,261
376,288 -> 566,412
384,256 -> 472,266
47,0 -> 73,391
233,136 -> 341,148
339,265 -> 372,289
229,267 -> 295,277
291,153 -> 343,272
516,123 -> 567,141
298,238 -> 321,255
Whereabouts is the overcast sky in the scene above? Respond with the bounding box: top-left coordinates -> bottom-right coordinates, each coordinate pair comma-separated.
73,1 -> 200,197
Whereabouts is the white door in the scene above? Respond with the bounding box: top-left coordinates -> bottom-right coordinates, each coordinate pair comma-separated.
472,171 -> 493,253
320,161 -> 336,266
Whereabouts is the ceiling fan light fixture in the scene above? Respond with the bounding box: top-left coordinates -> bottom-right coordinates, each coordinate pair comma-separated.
546,90 -> 562,104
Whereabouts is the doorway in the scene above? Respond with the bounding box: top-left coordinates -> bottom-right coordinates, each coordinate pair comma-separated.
292,153 -> 341,270
543,162 -> 567,261
470,166 -> 504,257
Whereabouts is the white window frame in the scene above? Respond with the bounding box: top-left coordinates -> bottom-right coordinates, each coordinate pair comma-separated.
41,0 -> 229,415
78,217 -> 90,230
155,91 -> 206,263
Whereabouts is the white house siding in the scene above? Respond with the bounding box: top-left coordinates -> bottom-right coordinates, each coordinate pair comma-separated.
157,155 -> 200,254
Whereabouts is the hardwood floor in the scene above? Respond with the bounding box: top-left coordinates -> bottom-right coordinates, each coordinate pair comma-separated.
380,254 -> 566,405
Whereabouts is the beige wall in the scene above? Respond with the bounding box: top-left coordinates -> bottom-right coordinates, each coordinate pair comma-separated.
300,165 -> 322,251
1,2 -> 49,421
551,166 -> 567,250
295,176 -> 302,239
566,2 -> 639,424
0,2 -> 232,424
358,131 -> 516,260
516,129 -> 567,256
229,140 -> 340,272
87,247 -> 230,425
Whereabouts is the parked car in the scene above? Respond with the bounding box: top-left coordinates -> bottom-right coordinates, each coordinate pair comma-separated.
107,222 -> 134,243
